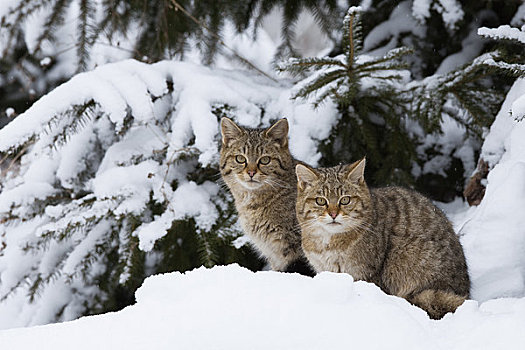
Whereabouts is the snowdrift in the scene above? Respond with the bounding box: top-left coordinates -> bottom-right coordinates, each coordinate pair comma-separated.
0,264 -> 524,350
455,78 -> 525,302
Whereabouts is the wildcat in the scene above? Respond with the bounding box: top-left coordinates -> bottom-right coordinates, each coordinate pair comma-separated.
295,158 -> 470,319
219,117 -> 314,276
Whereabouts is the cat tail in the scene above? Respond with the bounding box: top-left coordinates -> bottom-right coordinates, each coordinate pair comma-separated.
409,289 -> 467,320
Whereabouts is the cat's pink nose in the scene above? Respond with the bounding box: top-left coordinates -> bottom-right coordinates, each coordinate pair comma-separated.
248,170 -> 256,178
329,211 -> 338,219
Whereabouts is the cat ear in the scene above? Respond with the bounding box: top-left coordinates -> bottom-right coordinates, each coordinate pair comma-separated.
346,157 -> 366,184
296,164 -> 318,190
265,118 -> 289,147
221,117 -> 244,146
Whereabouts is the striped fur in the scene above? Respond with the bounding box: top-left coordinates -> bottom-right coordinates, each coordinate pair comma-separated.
296,158 -> 470,319
220,118 -> 313,275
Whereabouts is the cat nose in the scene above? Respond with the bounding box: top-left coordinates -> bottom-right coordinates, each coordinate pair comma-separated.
247,170 -> 256,178
329,211 -> 338,219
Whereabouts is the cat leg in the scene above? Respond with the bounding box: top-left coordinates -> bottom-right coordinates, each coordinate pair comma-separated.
408,289 -> 467,320
267,254 -> 315,277
284,256 -> 316,277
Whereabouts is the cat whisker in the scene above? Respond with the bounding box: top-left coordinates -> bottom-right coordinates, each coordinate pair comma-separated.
263,179 -> 278,190
270,178 -> 293,188
348,221 -> 375,235
264,178 -> 292,189
297,219 -> 319,232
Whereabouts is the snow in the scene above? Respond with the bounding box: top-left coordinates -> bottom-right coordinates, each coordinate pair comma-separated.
1,3 -> 525,344
479,78 -> 525,167
454,76 -> 525,302
359,0 -> 372,12
0,57 -> 341,328
511,3 -> 525,27
364,1 -> 423,55
39,57 -> 52,67
92,160 -> 159,214
435,19 -> 487,75
412,0 -> 464,30
5,108 -> 15,118
434,0 -> 464,30
478,25 -> 525,45
416,114 -> 477,178
0,265 -> 524,350
412,0 -> 432,22
170,181 -> 219,231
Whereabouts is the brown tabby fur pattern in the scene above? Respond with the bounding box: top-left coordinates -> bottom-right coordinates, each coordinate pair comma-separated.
220,117 -> 312,274
295,158 -> 470,319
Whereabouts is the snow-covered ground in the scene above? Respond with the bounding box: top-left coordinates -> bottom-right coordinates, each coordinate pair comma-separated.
1,2 -> 525,348
0,264 -> 524,350
2,74 -> 525,348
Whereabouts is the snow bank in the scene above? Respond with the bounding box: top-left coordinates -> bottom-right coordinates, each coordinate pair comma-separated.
454,78 -> 525,302
0,265 -> 523,350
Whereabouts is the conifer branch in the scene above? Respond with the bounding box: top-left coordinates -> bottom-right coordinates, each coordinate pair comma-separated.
348,10 -> 355,67
168,0 -> 277,83
34,0 -> 70,55
281,6 -> 411,109
77,0 -> 96,72
1,0 -> 55,55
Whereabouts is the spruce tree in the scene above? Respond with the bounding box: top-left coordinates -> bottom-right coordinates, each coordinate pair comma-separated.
0,60 -> 274,325
279,6 -> 415,186
280,5 -> 525,199
1,0 -> 525,328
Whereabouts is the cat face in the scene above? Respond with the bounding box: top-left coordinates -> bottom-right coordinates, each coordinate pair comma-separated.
220,118 -> 293,191
296,159 -> 370,234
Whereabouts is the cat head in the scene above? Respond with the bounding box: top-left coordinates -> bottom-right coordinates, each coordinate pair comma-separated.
219,117 -> 293,191
295,158 -> 371,233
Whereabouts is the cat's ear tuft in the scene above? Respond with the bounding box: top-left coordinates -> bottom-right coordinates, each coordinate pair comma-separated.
296,164 -> 318,190
347,157 -> 366,184
221,117 -> 244,146
265,118 -> 289,147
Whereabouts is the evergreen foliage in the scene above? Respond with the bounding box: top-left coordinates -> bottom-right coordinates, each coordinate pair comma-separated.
280,5 -> 525,196
1,0 -> 525,328
0,0 -> 341,126
279,7 -> 415,186
0,60 -> 276,325
407,51 -> 525,139
0,0 -> 340,68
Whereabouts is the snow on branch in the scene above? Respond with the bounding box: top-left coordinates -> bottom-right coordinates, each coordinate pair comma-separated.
412,0 -> 464,30
0,58 -> 338,327
478,25 -> 525,45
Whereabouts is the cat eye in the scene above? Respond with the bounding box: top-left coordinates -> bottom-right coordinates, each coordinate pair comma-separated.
315,197 -> 327,206
259,156 -> 271,165
339,196 -> 352,205
235,155 -> 246,164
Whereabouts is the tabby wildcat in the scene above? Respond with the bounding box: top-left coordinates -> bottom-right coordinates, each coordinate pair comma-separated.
220,117 -> 314,276
295,158 -> 470,319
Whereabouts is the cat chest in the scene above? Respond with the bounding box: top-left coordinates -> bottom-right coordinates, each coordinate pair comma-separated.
237,215 -> 286,250
305,248 -> 360,276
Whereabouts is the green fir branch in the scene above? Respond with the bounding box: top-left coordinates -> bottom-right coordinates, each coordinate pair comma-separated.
34,0 -> 72,55
292,68 -> 348,100
277,57 -> 347,75
77,0 -> 97,72
342,7 -> 363,67
1,0 -> 56,55
196,230 -> 219,268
